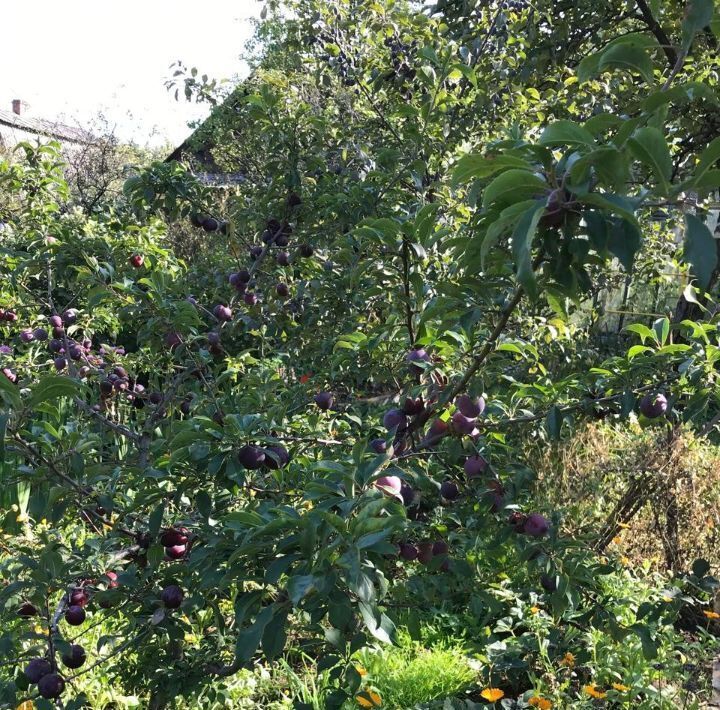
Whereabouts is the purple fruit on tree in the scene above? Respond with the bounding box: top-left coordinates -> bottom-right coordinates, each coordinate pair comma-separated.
314,391 -> 334,410
244,292 -> 258,306
70,588 -> 89,607
213,304 -> 233,322
52,326 -> 65,338
464,455 -> 488,478
17,602 -> 37,618
432,540 -> 449,556
24,658 -> 52,683
383,408 -> 407,431
38,673 -> 65,699
48,315 -> 63,329
400,483 -> 416,506
263,444 -> 290,469
402,396 -> 424,415
61,644 -> 86,669
369,438 -> 387,454
165,544 -> 187,560
54,357 -> 67,372
276,282 -> 290,298
440,480 -> 459,500
422,418 -> 449,446
298,243 -> 313,258
455,394 -> 485,418
161,584 -> 184,609
64,605 -> 86,626
2,367 -> 17,383
540,574 -> 557,592
639,393 -> 667,419
523,513 -> 550,538
417,542 -> 433,564
374,475 -> 402,496
48,338 -> 63,353
406,348 -> 430,372
20,329 -> 34,343
62,309 -> 78,325
164,332 -> 182,350
277,251 -> 290,266
33,327 -> 48,341
238,445 -> 266,469
399,542 -> 419,561
250,245 -> 263,259
160,527 -> 189,547
451,411 -> 477,436
149,391 -> 162,405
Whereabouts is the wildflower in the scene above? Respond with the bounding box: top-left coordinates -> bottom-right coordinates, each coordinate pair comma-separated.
703,610 -> 720,619
530,606 -> 541,614
559,652 -> 575,667
617,522 -> 630,529
583,685 -> 607,699
620,556 -> 631,565
480,688 -> 504,702
612,536 -> 622,545
356,690 -> 382,707
612,683 -> 631,692
529,696 -> 552,709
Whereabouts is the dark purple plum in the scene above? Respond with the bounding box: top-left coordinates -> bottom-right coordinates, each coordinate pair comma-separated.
24,658 -> 52,683
61,309 -> 78,325
160,527 -> 189,547
277,251 -> 290,266
213,304 -> 233,322
165,544 -> 187,560
455,394 -> 485,418
314,391 -> 334,410
440,480 -> 459,500
48,315 -> 63,329
263,445 -> 290,469
238,445 -> 266,469
38,673 -> 65,699
161,584 -> 184,609
639,393 -> 667,419
399,543 -> 418,561
464,455 -> 488,478
383,408 -> 407,432
64,605 -> 86,626
451,411 -> 476,436
523,513 -> 550,538
32,327 -> 48,341
432,540 -> 449,556
61,644 -> 86,669
369,438 -> 387,454
402,396 -> 424,415
276,282 -> 290,298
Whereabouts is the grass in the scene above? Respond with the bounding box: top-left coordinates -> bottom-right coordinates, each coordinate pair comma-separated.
354,631 -> 476,709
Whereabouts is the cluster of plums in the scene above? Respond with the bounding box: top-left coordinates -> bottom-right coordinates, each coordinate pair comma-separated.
19,576 -> 183,699
397,539 -> 451,571
190,213 -> 228,234
161,527 -> 191,560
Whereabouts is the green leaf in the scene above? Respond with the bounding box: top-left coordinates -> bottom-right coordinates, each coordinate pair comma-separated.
545,406 -> 563,439
539,120 -> 596,149
452,154 -> 533,185
482,170 -> 547,208
627,127 -> 672,194
286,575 -> 317,605
653,317 -> 670,346
148,503 -> 164,537
0,375 -> 20,410
234,605 -> 275,665
684,214 -> 718,289
682,0 -> 715,49
28,376 -> 84,409
261,607 -> 288,659
607,218 -> 642,272
599,44 -> 655,84
358,601 -> 396,644
579,193 -> 638,227
510,202 -> 546,299
688,137 -> 720,189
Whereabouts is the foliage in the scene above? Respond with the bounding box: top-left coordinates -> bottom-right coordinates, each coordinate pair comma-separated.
0,0 -> 719,707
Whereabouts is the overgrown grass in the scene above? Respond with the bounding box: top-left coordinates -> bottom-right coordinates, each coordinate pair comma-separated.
354,631 -> 476,708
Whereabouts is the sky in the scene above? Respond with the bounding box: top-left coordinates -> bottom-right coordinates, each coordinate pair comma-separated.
0,1 -> 260,148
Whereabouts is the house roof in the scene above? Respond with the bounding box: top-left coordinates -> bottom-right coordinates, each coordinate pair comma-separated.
0,109 -> 91,145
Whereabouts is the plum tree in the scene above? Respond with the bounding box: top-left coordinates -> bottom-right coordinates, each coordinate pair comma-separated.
37,673 -> 65,699
24,659 -> 52,683
161,584 -> 184,609
61,644 -> 87,669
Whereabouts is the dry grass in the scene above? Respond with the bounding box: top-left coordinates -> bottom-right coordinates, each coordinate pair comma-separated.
527,421 -> 720,573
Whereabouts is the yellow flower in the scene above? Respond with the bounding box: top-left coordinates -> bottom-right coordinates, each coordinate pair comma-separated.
480,688 -> 505,702
612,683 -> 631,692
356,665 -> 368,677
356,690 -> 382,708
559,652 -> 575,667
620,556 -> 631,565
584,685 -> 607,699
611,536 -> 622,545
703,610 -> 720,619
16,514 -> 29,523
530,606 -> 541,614
662,596 -> 673,602
16,702 -> 33,710
617,522 -> 630,529
529,696 -> 552,709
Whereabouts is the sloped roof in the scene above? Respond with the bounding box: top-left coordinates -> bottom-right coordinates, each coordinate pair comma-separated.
0,109 -> 91,144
